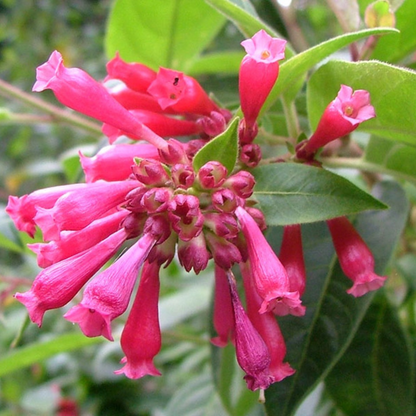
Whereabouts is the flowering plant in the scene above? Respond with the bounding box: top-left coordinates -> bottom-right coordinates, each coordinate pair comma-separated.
0,1 -> 415,415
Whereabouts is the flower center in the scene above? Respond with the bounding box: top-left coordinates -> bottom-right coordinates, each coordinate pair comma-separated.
344,105 -> 354,117
260,50 -> 271,60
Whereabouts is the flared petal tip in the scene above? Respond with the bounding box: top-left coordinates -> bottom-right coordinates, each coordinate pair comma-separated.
115,359 -> 162,379
347,273 -> 387,297
14,292 -> 45,327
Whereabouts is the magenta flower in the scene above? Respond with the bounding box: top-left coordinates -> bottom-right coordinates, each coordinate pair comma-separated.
64,232 -> 157,340
205,231 -> 242,270
211,266 -> 235,347
327,216 -> 386,297
105,52 -> 156,93
177,233 -> 210,274
15,228 -> 128,326
239,30 -> 286,142
115,261 -> 162,379
6,183 -> 87,238
241,262 -> 295,382
279,224 -> 306,297
235,206 -> 304,316
197,161 -> 228,189
33,50 -> 167,149
80,143 -> 159,183
28,210 -> 128,268
297,85 -> 375,158
34,181 -> 139,241
147,67 -> 219,116
227,270 -> 273,391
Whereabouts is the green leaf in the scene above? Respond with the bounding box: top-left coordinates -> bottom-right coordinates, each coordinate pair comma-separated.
252,163 -> 386,226
188,50 -> 245,76
0,333 -> 104,377
264,27 -> 398,108
364,135 -> 416,182
371,0 -> 416,62
326,293 -> 415,416
105,0 -> 226,71
193,117 -> 239,174
264,180 -> 409,416
307,60 -> 416,147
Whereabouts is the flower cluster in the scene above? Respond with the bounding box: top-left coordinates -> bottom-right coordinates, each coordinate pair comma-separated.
6,29 -> 385,393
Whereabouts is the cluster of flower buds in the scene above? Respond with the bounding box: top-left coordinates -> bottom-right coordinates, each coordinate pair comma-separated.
6,28 -> 387,393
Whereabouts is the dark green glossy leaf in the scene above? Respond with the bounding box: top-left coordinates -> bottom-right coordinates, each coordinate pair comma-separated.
188,50 -> 245,76
105,0 -> 226,71
326,293 -> 414,416
264,180 -> 409,415
307,60 -> 416,147
252,163 -> 386,226
193,117 -> 239,174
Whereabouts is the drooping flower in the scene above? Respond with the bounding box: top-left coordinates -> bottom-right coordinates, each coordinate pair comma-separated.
296,84 -> 375,159
279,224 -> 306,297
235,206 -> 304,316
211,266 -> 235,347
177,232 -> 210,274
239,30 -> 286,143
64,232 -> 157,340
227,270 -> 274,391
241,261 -> 295,382
115,260 -> 162,379
14,228 -> 128,326
33,50 -> 167,149
327,216 -> 386,297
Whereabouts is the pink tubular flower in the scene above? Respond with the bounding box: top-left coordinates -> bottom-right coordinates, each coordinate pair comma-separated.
80,143 -> 159,183
33,51 -> 167,149
327,216 -> 386,297
102,110 -> 200,143
297,85 -> 375,159
34,181 -> 139,240
6,183 -> 87,237
115,261 -> 162,379
147,67 -> 219,116
239,30 -> 286,142
106,52 -> 156,93
227,270 -> 273,391
15,228 -> 128,326
241,261 -> 295,383
235,206 -> 304,316
28,210 -> 128,268
211,266 -> 235,347
279,224 -> 306,297
64,232 -> 157,340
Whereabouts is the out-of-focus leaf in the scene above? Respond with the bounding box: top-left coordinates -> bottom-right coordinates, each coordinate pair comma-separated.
371,0 -> 416,62
105,0 -> 226,71
307,60 -> 416,147
263,180 -> 409,415
326,293 -> 414,416
364,135 -> 416,182
0,333 -> 104,377
188,51 -> 245,76
252,163 -> 386,226
193,117 -> 239,174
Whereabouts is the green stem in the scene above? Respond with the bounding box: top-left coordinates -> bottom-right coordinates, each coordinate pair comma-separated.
281,97 -> 300,145
0,78 -> 102,136
321,156 -> 416,185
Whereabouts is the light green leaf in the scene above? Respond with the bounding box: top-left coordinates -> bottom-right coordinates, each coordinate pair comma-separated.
188,50 -> 245,76
105,0 -> 226,71
307,60 -> 416,147
364,135 -> 416,182
252,163 -> 386,226
264,180 -> 409,415
193,117 -> 239,174
326,293 -> 414,416
264,27 -> 398,108
0,333 -> 104,377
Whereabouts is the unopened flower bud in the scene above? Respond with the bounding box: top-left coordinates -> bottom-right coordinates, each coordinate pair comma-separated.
132,159 -> 170,186
197,161 -> 228,189
171,164 -> 195,189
